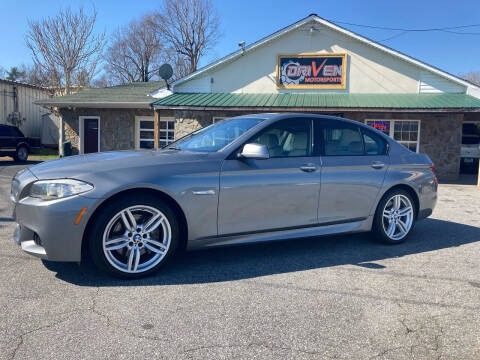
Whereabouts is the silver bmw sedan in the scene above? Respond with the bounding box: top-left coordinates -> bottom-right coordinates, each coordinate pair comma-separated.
11,114 -> 437,278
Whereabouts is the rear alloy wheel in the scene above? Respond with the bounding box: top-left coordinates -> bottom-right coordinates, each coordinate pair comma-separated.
14,146 -> 28,162
373,190 -> 416,244
89,195 -> 179,278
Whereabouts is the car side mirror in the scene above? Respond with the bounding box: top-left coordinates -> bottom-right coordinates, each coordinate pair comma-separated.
239,143 -> 270,159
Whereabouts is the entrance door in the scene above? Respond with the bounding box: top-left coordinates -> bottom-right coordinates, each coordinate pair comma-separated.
218,118 -> 321,235
83,118 -> 99,153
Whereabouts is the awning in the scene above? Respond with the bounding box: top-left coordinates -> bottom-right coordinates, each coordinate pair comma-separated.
151,93 -> 480,112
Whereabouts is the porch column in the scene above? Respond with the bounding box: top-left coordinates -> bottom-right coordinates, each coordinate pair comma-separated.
154,110 -> 159,149
58,111 -> 64,157
477,162 -> 480,187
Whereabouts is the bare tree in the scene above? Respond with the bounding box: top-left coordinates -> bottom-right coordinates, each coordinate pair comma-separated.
152,0 -> 221,75
25,6 -> 105,94
92,73 -> 115,88
460,71 -> 480,86
104,14 -> 164,84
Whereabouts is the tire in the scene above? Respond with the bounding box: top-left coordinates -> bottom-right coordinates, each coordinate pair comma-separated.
88,193 -> 179,279
14,146 -> 29,162
373,189 -> 416,244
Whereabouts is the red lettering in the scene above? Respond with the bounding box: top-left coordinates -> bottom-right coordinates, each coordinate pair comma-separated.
311,59 -> 327,77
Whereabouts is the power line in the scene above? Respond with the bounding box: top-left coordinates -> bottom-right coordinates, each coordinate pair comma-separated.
379,31 -> 408,42
328,20 -> 480,32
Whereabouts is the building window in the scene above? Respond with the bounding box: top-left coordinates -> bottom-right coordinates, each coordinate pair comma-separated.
136,117 -> 155,149
365,120 -> 420,153
159,118 -> 175,148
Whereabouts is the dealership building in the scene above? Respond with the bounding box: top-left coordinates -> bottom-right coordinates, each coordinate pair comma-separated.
39,14 -> 480,180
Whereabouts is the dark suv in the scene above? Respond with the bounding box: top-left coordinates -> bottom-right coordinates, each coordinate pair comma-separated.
0,124 -> 30,161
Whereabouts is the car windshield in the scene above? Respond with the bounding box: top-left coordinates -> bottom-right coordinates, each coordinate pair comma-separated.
168,117 -> 265,152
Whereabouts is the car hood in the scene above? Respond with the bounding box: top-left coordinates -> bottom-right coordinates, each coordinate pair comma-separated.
28,150 -> 213,180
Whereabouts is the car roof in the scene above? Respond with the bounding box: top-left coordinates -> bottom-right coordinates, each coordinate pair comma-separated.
231,112 -> 393,141
235,112 -> 365,126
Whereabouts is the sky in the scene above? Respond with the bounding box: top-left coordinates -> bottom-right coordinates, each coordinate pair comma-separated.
0,0 -> 479,77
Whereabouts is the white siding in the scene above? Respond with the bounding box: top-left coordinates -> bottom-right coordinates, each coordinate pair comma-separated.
175,20 -> 470,96
175,76 -> 211,93
419,71 -> 466,94
0,81 -> 51,137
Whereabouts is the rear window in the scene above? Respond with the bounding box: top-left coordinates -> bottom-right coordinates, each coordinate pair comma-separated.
361,128 -> 388,155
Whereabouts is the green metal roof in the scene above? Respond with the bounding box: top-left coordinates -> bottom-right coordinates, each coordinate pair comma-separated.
152,92 -> 480,110
36,81 -> 165,107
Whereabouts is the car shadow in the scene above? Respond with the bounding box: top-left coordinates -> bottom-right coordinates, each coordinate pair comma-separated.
43,217 -> 480,287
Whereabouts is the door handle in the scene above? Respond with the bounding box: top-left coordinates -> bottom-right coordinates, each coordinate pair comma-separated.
300,164 -> 317,172
371,161 -> 385,169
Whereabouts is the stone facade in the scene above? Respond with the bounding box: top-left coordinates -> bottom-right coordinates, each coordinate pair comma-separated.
172,110 -> 244,139
60,108 -> 154,154
418,114 -> 463,180
171,109 -> 464,180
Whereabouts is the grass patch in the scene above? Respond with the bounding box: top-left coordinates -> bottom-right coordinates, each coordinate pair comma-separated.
29,147 -> 59,161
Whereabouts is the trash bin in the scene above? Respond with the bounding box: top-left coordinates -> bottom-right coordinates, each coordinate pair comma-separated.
62,141 -> 72,157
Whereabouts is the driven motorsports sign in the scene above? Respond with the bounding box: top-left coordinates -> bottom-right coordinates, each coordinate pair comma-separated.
276,53 -> 347,89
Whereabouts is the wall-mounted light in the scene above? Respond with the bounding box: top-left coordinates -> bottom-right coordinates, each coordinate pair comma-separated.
238,41 -> 246,54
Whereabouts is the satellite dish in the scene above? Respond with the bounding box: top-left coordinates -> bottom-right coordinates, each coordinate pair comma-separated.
158,64 -> 173,81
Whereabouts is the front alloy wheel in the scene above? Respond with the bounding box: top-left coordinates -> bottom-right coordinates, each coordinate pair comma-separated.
89,194 -> 179,278
103,205 -> 171,274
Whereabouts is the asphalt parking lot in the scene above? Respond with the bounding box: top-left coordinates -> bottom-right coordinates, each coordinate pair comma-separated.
1,160 -> 480,360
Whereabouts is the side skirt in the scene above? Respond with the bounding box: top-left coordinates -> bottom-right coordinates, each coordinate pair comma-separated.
186,216 -> 373,250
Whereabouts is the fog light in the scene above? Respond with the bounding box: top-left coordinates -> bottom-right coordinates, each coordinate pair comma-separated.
33,232 -> 42,247
13,224 -> 21,245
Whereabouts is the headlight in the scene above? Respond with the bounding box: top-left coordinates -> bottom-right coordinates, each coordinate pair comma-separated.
30,179 -> 93,200
10,178 -> 20,202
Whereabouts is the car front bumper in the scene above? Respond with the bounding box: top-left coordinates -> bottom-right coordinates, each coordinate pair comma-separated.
13,195 -> 98,262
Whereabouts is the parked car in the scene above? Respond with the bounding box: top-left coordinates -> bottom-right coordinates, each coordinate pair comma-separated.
460,122 -> 480,174
0,124 -> 35,161
11,114 -> 438,278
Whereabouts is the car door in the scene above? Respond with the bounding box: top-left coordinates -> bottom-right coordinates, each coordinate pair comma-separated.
0,125 -> 16,152
218,117 -> 321,235
317,120 -> 389,223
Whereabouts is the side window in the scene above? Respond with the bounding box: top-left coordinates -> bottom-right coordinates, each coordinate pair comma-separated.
251,118 -> 312,157
361,128 -> 387,155
323,123 -> 363,156
11,127 -> 23,137
0,125 -> 9,136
